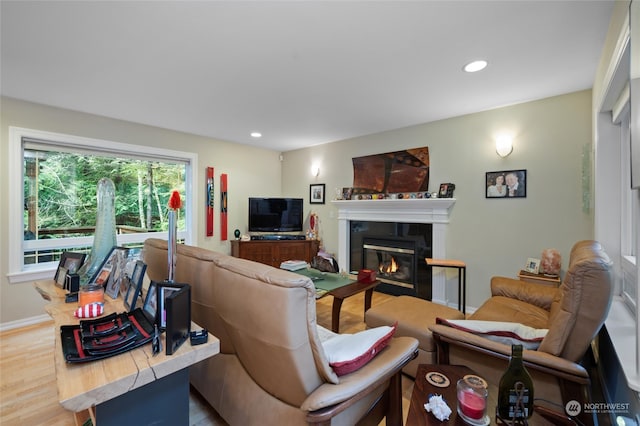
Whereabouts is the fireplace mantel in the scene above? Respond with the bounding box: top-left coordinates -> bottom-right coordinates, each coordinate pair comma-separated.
331,198 -> 456,305
331,198 -> 455,223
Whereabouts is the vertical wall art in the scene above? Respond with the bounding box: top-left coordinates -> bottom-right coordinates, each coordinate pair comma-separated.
220,173 -> 228,241
206,167 -> 214,237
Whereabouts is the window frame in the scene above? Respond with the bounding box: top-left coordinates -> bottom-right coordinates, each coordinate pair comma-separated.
7,126 -> 198,284
613,97 -> 638,313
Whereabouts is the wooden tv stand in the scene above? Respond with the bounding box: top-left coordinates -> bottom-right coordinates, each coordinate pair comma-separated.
231,239 -> 320,268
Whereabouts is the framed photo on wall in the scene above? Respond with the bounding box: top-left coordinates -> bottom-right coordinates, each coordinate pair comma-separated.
310,184 -> 325,204
485,169 -> 527,198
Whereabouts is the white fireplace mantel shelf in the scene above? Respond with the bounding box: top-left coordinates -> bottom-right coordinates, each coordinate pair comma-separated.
331,198 -> 456,223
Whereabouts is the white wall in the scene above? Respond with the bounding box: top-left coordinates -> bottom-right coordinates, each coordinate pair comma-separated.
0,97 -> 283,325
282,90 -> 594,309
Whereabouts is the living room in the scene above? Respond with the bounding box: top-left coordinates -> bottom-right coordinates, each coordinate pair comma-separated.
1,1 -> 639,424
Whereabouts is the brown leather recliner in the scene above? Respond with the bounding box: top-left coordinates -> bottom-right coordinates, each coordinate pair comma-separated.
143,238 -> 418,426
429,240 -> 613,426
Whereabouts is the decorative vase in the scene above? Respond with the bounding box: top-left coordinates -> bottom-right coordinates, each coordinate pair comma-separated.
167,190 -> 182,282
78,178 -> 118,285
167,210 -> 177,282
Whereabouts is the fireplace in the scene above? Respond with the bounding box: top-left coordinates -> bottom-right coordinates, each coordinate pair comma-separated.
364,238 -> 415,286
350,222 -> 432,299
332,198 -> 455,305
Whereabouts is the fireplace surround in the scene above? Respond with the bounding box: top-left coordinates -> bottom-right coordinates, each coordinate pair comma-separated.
332,198 -> 455,305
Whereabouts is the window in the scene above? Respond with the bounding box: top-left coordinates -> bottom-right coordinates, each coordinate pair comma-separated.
8,127 -> 197,284
613,92 -> 638,313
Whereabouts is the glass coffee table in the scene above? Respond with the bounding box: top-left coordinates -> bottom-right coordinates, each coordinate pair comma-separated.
295,268 -> 379,333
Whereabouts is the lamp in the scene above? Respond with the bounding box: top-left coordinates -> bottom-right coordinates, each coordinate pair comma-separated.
495,135 -> 513,158
311,165 -> 320,177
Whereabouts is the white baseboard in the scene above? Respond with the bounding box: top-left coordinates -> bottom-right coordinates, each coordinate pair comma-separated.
0,314 -> 51,333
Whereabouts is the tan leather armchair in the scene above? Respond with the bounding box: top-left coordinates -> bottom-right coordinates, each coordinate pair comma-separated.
429,240 -> 613,426
143,238 -> 418,426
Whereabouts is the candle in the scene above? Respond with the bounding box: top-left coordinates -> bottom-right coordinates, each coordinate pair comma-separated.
78,283 -> 104,307
457,377 -> 488,422
459,389 -> 486,419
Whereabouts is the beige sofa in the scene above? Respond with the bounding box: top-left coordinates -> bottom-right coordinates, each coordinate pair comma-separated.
143,238 -> 418,426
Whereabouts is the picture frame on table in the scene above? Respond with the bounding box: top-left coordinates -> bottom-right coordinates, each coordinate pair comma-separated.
142,281 -> 158,324
485,169 -> 527,198
55,266 -> 68,289
310,183 -> 325,204
156,281 -> 189,330
91,246 -> 130,299
525,258 -> 541,274
123,261 -> 147,312
54,251 -> 86,284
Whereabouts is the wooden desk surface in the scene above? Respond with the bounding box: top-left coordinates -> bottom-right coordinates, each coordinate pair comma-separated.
34,280 -> 220,413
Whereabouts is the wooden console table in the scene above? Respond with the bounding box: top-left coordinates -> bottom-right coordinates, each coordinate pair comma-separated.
231,239 -> 320,267
34,280 -> 220,426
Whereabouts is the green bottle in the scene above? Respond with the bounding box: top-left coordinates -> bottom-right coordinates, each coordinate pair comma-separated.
497,344 -> 534,419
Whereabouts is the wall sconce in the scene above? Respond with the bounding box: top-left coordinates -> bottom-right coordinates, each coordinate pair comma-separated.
310,165 -> 320,177
495,135 -> 513,158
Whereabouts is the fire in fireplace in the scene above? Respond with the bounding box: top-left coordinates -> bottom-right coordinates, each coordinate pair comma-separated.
363,238 -> 416,289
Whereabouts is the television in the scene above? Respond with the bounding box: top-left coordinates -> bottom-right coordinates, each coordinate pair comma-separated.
248,197 -> 303,233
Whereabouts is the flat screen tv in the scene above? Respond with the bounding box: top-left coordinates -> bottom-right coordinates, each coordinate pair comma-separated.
248,197 -> 303,233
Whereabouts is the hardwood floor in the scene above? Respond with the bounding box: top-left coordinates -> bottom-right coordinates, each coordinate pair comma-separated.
0,290 -> 410,426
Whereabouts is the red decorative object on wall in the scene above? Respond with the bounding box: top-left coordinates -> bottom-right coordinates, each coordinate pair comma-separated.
220,173 -> 228,241
206,167 -> 214,237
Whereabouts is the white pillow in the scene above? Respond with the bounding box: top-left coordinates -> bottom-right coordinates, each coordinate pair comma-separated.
437,318 -> 548,350
321,324 -> 396,376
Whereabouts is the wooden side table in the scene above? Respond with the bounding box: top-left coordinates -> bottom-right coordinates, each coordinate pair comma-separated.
34,280 -> 220,426
407,364 -> 495,425
518,270 -> 561,287
426,258 -> 466,314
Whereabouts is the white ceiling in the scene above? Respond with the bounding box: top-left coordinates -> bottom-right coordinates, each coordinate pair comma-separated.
1,1 -> 614,152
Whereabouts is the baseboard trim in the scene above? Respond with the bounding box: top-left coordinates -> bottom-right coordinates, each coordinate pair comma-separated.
0,314 -> 51,333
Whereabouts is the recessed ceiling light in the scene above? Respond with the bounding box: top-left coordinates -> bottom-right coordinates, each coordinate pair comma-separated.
463,60 -> 488,73
250,132 -> 262,138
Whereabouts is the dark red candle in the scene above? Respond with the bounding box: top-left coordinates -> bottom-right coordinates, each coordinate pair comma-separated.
459,389 -> 486,419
